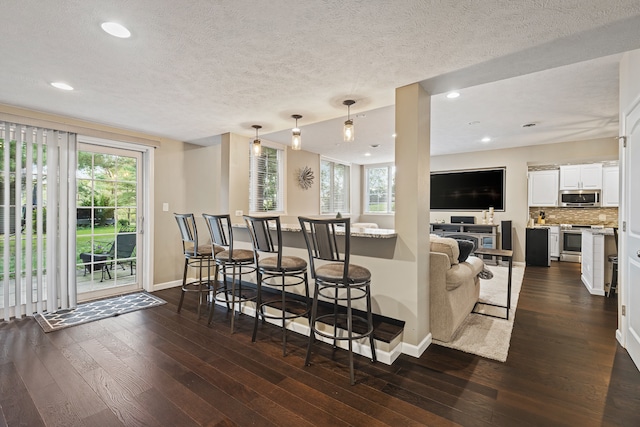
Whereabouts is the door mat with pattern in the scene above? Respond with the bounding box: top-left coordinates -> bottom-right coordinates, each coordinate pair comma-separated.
34,292 -> 166,333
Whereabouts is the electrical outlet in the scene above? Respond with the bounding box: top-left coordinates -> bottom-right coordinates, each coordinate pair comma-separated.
599,214 -> 606,221
162,203 -> 169,212
235,210 -> 243,217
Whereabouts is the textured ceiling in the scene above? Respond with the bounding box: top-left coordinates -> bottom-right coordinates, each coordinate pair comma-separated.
1,1 -> 640,163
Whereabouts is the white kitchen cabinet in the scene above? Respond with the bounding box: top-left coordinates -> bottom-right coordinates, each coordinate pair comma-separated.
602,165 -> 619,207
549,225 -> 560,259
528,170 -> 559,207
560,163 -> 603,190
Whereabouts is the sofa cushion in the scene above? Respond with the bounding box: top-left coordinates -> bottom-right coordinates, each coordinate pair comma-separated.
457,240 -> 475,263
429,236 -> 460,265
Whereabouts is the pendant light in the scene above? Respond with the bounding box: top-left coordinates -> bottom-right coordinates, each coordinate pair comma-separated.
291,114 -> 302,151
252,124 -> 262,156
343,100 -> 355,142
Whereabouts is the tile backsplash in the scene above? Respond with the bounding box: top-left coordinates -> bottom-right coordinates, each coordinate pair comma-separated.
528,207 -> 618,227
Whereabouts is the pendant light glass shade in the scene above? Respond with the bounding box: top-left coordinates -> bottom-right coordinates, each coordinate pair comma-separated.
343,100 -> 355,142
252,125 -> 262,156
291,114 -> 302,150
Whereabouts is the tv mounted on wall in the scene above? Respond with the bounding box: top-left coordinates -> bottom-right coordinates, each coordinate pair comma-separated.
430,167 -> 505,211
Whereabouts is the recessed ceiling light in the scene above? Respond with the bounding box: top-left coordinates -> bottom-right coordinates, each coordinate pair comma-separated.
468,121 -> 480,126
446,91 -> 460,99
51,82 -> 74,91
392,133 -> 397,138
364,152 -> 372,157
481,137 -> 491,143
101,22 -> 131,38
370,144 -> 380,148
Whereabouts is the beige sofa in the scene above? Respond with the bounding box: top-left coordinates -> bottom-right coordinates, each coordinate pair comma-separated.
430,236 -> 484,342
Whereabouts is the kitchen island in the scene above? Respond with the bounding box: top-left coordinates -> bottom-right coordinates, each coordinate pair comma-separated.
581,228 -> 617,295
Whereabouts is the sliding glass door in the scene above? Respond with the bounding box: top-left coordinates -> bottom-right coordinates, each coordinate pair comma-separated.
76,144 -> 142,301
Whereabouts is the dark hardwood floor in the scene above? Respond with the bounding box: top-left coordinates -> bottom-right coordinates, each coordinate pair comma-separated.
1,261 -> 639,426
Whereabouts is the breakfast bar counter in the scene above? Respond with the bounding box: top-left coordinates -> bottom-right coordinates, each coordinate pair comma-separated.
232,222 -> 398,259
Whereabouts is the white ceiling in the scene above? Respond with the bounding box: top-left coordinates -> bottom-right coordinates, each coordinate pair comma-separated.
1,1 -> 639,164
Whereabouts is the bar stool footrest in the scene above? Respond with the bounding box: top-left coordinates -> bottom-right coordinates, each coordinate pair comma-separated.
311,313 -> 375,341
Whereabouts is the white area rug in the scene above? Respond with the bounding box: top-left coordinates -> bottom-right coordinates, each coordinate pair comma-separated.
433,265 -> 525,362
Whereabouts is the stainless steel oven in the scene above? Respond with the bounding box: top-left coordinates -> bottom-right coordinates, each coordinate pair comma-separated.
559,224 -> 590,262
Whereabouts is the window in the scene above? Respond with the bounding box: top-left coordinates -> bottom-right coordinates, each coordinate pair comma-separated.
249,142 -> 285,213
365,163 -> 395,213
320,158 -> 350,214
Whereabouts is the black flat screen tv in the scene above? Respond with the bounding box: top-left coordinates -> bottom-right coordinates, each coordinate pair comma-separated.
431,167 -> 505,211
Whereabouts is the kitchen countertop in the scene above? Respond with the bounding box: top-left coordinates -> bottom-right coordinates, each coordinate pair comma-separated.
583,227 -> 615,236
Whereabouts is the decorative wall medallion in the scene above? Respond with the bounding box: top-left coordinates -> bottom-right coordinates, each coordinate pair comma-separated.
297,166 -> 314,190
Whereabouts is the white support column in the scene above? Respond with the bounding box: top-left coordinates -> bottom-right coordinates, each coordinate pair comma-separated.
394,83 -> 431,350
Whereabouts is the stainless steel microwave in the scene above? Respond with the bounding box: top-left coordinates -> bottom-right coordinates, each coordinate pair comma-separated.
559,190 -> 601,207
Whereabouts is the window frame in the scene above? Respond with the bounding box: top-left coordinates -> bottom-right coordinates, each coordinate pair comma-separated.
319,157 -> 351,215
249,139 -> 287,214
364,162 -> 395,214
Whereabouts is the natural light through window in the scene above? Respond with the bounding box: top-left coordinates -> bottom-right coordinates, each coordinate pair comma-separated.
365,163 -> 395,213
249,141 -> 285,213
320,158 -> 350,215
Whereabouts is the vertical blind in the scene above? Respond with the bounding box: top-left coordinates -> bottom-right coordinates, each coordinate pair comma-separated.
0,121 -> 77,321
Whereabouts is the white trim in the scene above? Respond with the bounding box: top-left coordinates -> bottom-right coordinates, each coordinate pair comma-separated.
77,136 -> 155,296
152,279 -> 182,292
364,162 -> 395,214
320,155 -> 352,167
77,135 -> 155,152
320,157 -> 351,215
401,333 -> 432,358
617,328 -> 624,346
205,298 -> 401,365
143,147 -> 154,292
249,140 -> 287,214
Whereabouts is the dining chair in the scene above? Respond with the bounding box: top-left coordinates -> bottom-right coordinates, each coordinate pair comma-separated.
244,215 -> 310,356
298,216 -> 376,385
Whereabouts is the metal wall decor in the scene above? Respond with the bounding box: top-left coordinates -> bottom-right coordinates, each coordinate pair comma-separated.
296,166 -> 314,190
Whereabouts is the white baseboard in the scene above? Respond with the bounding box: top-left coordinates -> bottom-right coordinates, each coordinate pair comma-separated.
212,298 -> 403,365
616,328 -> 624,346
401,333 -> 432,358
152,280 -> 181,292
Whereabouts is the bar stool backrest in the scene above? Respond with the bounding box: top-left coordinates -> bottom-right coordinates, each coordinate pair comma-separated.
244,215 -> 283,266
174,213 -> 199,257
203,213 -> 234,254
298,217 -> 350,279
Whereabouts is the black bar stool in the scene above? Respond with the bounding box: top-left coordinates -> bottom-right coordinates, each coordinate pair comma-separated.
244,215 -> 310,356
174,213 -> 220,318
203,213 -> 256,333
298,216 -> 376,385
